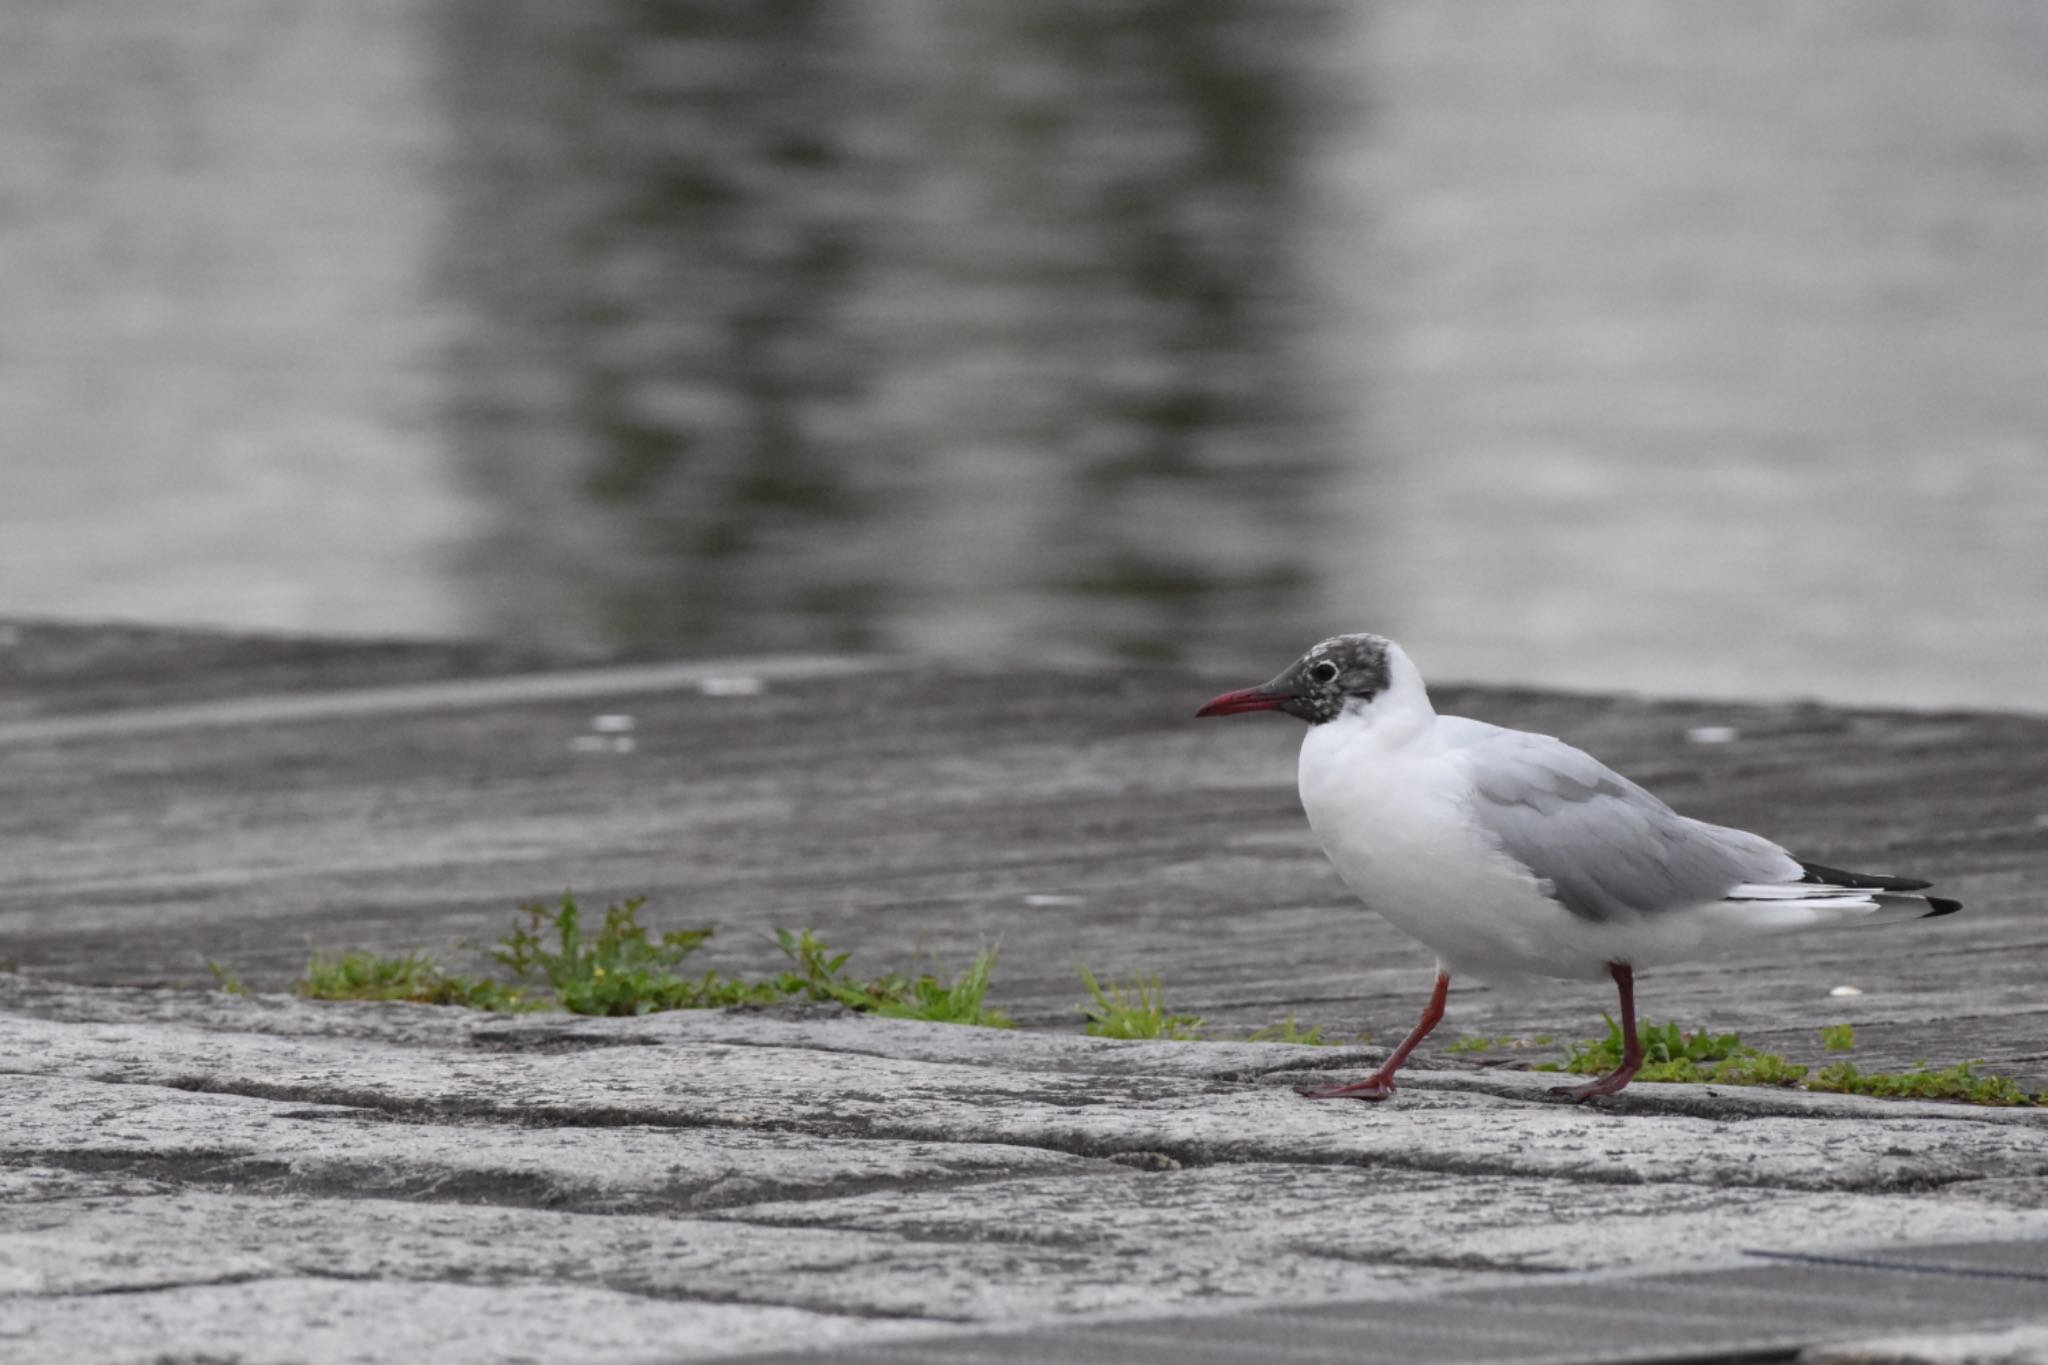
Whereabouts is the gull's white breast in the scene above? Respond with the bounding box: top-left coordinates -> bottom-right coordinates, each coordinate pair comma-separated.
1296,714 -> 1615,983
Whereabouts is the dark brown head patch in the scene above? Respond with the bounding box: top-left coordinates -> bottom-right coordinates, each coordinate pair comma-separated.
1270,634 -> 1393,725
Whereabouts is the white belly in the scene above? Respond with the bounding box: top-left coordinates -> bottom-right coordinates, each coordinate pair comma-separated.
1297,718 -> 1616,984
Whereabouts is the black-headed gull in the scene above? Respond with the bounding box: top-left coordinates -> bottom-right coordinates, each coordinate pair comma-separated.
1197,633 -> 1961,1102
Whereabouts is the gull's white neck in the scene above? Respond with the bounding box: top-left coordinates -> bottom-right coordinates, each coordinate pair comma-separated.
1295,643 -> 1509,976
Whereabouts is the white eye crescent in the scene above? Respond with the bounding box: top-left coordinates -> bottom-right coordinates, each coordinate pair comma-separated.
1309,661 -> 1339,684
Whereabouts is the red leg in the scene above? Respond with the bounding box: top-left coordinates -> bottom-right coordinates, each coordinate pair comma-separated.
1300,970 -> 1449,1101
1553,962 -> 1643,1102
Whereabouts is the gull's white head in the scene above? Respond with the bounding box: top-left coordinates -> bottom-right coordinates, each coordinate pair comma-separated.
1195,633 -> 1427,726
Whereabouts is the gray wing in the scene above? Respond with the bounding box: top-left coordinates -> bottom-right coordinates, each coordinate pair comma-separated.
1442,718 -> 1801,922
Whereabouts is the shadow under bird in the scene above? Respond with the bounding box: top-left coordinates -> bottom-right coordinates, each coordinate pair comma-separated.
1196,633 -> 1961,1102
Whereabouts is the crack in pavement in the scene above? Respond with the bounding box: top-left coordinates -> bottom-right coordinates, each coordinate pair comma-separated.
80,1069 -> 2017,1198
1332,1068 -> 2048,1128
35,1270 -> 352,1298
469,1024 -> 1390,1085
1281,1243 -> 1573,1275
1743,1247 -> 2048,1283
6,1148 -> 1125,1219
24,1269 -> 962,1325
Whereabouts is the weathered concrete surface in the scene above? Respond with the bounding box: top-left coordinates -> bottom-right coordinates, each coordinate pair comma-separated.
1806,1325 -> 2048,1365
3,978 -> 2047,1362
0,619 -> 603,716
2,621 -> 2047,1361
743,1248 -> 2048,1365
0,621 -> 2042,1090
2,1276 -> 880,1365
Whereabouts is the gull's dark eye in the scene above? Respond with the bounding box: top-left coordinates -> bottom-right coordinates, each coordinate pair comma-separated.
1308,661 -> 1339,685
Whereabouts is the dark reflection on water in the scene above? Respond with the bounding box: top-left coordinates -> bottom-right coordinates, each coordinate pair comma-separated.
7,2 -> 2046,708
437,0 -> 1353,665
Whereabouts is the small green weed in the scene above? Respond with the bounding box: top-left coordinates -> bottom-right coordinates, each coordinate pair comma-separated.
1808,1059 -> 2035,1106
1536,1015 -> 1809,1086
488,899 -> 1013,1024
770,929 -> 1013,1027
492,896 -> 760,1015
284,896 -> 1011,1026
857,946 -> 1013,1029
1075,965 -> 1203,1040
1248,1014 -> 1327,1046
205,960 -> 247,997
297,950 -> 530,1010
1536,1017 -> 2039,1105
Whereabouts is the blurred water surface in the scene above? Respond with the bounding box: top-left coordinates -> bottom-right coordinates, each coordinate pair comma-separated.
2,0 -> 2045,709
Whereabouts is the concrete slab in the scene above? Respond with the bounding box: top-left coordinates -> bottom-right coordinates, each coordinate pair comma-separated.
5,979 -> 2048,1360
9,995 -> 2047,1194
0,1277 -> 903,1365
1805,1325 -> 2048,1365
1,621 -> 2042,1102
0,1073 -> 1106,1215
3,622 -> 2047,1362
727,1244 -> 2048,1365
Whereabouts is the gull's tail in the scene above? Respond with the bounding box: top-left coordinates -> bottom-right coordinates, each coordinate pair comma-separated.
1713,860 -> 1962,933
1795,860 -> 1963,916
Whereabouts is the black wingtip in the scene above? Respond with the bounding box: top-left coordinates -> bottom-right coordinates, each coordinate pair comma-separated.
1799,860 -> 1934,893
1921,897 -> 1964,918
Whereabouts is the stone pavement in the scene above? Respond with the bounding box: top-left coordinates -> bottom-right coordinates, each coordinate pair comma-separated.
2,977 -> 2046,1363
1,622 -> 2045,1362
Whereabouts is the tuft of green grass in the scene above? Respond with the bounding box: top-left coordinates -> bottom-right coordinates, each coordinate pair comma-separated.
297,950 -> 531,1010
1807,1059 -> 2035,1106
769,929 -> 1012,1027
1248,1014 -> 1327,1046
205,960 -> 247,997
487,899 -> 1014,1024
1535,1016 -> 1809,1086
1534,1017 -> 2039,1105
284,897 -> 1012,1026
766,926 -> 859,1005
857,946 -> 1013,1029
274,896 -> 1015,1023
1075,965 -> 1204,1040
491,896 -> 762,1015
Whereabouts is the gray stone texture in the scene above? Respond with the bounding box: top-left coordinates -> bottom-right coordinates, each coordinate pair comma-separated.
2,622 -> 2046,1362
1806,1326 -> 2048,1365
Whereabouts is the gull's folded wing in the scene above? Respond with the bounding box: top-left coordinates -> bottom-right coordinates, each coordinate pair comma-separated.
1442,719 -> 1802,922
